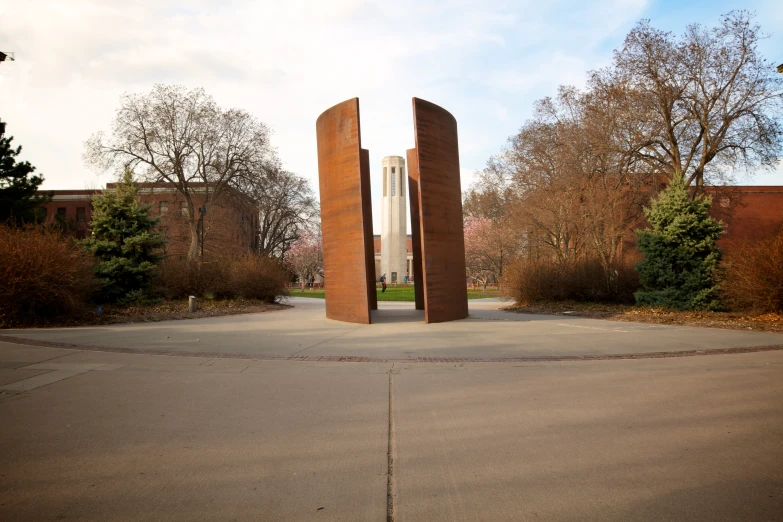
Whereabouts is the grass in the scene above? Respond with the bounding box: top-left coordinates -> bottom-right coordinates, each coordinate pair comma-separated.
288,288 -> 326,299
287,286 -> 502,301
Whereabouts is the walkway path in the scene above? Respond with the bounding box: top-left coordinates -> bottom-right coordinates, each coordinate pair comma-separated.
2,297 -> 782,360
1,300 -> 782,521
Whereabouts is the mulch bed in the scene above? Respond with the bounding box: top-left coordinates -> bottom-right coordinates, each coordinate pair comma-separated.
3,299 -> 290,329
503,301 -> 783,333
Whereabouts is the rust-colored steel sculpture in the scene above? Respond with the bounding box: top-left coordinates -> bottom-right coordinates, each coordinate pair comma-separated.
406,148 -> 425,311
316,98 -> 374,324
316,97 -> 467,324
360,148 -> 377,311
411,98 -> 469,323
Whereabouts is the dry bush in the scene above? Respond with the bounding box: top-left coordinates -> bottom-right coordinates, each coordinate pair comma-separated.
225,254 -> 288,302
0,225 -> 96,326
503,257 -> 639,304
721,227 -> 783,313
158,254 -> 287,302
157,259 -> 231,299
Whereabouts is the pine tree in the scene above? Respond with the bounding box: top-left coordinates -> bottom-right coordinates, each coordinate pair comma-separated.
0,129 -> 51,225
635,176 -> 724,310
82,169 -> 164,303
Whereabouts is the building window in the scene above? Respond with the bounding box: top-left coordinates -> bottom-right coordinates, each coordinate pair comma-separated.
400,167 -> 405,198
76,207 -> 86,222
160,201 -> 169,214
180,201 -> 188,216
57,207 -> 66,218
383,168 -> 387,197
391,168 -> 396,196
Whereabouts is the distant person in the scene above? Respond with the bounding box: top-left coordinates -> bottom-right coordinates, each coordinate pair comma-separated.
403,274 -> 408,285
380,273 -> 387,293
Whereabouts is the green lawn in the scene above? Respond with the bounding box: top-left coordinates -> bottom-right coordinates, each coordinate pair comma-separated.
287,286 -> 501,301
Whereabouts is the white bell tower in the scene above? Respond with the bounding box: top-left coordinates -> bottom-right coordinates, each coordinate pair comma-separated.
380,156 -> 408,283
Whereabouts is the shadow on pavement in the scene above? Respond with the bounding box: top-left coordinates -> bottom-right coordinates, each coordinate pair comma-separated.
371,308 -> 425,324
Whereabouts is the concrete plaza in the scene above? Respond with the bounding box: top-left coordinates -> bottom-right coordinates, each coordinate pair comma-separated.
1,298 -> 782,521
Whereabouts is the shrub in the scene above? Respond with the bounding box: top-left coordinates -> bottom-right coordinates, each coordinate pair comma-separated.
157,254 -> 287,303
157,259 -> 231,299
81,169 -> 164,303
0,225 -> 95,326
226,254 -> 288,302
635,176 -> 723,310
503,257 -> 639,304
721,226 -> 783,313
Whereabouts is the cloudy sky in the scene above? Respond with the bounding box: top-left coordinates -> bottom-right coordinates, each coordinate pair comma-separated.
1,0 -> 781,232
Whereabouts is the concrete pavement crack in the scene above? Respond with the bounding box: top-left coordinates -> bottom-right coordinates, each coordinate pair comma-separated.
288,325 -> 367,356
387,368 -> 397,522
20,350 -> 78,366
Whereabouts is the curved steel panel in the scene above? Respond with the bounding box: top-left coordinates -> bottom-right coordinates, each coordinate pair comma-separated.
360,148 -> 377,311
316,98 -> 372,324
406,148 -> 425,311
412,98 -> 469,323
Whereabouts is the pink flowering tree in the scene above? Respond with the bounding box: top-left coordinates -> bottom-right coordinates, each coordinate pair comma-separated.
464,216 -> 518,292
286,231 -> 323,290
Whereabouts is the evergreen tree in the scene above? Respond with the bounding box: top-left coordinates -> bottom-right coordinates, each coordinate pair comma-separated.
635,176 -> 723,310
0,129 -> 51,225
82,169 -> 164,303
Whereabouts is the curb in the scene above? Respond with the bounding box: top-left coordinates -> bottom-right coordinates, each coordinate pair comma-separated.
1,335 -> 782,363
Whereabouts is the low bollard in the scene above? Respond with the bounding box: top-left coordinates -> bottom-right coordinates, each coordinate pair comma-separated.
188,296 -> 197,313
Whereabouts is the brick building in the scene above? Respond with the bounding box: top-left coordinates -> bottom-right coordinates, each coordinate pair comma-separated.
40,189 -> 99,239
40,183 -> 258,259
707,186 -> 783,248
373,234 -> 414,282
608,185 -> 783,262
36,183 -> 783,268
368,185 -> 783,280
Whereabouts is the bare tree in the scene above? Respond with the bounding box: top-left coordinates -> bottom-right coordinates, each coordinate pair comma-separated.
479,85 -> 651,270
85,84 -> 277,260
593,11 -> 783,189
500,89 -> 595,262
232,168 -> 319,258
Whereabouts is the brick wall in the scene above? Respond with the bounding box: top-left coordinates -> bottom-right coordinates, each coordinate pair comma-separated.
39,184 -> 258,258
41,190 -> 98,239
706,186 -> 783,247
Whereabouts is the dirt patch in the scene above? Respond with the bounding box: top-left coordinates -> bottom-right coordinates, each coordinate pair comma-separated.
503,301 -> 783,333
4,299 -> 290,329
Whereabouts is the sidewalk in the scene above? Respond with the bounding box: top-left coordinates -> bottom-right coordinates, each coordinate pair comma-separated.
1,302 -> 782,521
3,298 -> 783,360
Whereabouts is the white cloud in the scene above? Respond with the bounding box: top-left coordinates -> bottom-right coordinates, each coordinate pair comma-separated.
1,0 -> 779,235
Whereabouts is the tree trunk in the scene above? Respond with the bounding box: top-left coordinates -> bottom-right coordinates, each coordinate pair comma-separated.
188,220 -> 199,261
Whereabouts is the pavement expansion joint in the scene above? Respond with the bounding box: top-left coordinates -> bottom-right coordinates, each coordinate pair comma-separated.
0,361 -> 124,393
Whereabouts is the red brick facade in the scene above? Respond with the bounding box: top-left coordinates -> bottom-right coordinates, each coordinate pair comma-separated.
373,235 -> 413,254
706,186 -> 783,247
380,186 -> 783,263
40,184 -> 258,259
41,190 -> 99,239
38,184 -> 783,262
